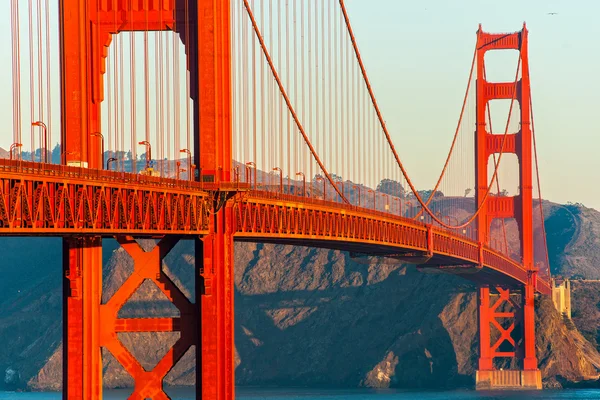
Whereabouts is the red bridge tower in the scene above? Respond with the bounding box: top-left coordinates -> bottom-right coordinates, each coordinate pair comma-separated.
59,0 -> 234,398
474,24 -> 541,390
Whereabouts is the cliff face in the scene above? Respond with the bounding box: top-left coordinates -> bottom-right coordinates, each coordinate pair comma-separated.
570,281 -> 600,351
544,203 -> 600,279
23,241 -> 600,390
1,200 -> 600,390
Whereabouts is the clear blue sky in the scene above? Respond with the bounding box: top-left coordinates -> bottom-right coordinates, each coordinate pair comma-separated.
345,0 -> 600,209
0,0 -> 598,209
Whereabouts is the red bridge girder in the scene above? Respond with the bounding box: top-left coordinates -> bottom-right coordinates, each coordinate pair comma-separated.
0,163 -> 550,295
0,160 -> 212,235
233,191 -> 551,295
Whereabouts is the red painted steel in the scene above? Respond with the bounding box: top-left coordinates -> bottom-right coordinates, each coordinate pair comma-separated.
18,0 -> 550,395
99,236 -> 195,400
193,0 -> 233,184
475,24 -> 539,375
59,0 -> 237,397
233,192 -> 551,295
59,0 -> 177,169
0,159 -> 212,235
197,205 -> 235,399
478,286 -> 517,371
63,237 -> 102,400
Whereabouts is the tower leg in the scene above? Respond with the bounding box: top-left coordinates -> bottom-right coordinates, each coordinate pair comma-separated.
521,274 -> 542,388
476,285 -> 541,390
477,286 -> 493,371
63,237 -> 102,400
196,205 -> 235,400
99,236 -> 194,400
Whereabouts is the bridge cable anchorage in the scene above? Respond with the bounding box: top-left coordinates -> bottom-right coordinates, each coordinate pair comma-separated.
339,0 -> 521,230
241,0 -> 349,204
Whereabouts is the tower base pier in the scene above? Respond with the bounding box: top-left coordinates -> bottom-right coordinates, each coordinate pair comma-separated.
476,370 -> 542,390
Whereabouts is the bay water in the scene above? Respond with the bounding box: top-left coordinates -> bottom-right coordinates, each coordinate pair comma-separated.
1,388 -> 600,399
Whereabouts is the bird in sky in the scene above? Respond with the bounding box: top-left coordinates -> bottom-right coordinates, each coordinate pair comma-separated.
547,12 -> 558,15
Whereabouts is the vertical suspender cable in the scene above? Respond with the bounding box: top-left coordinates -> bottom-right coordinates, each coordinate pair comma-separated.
252,0 -> 257,184
327,1 -> 332,183
286,0 -> 291,192
37,0 -> 44,160
242,0 -> 348,202
144,10 -> 150,156
44,0 -> 52,155
530,92 -> 551,278
28,0 -> 35,159
11,0 -> 22,147
120,34 -> 125,171
185,0 -> 191,165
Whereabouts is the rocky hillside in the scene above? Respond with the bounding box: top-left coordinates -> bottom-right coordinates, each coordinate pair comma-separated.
0,199 -> 600,390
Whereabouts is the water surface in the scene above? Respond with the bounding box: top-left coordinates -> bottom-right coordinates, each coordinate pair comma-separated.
2,388 -> 600,399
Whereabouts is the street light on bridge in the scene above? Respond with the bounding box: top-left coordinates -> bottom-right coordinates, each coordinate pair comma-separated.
336,181 -> 344,203
272,167 -> 283,194
180,149 -> 193,181
245,162 -> 256,189
382,193 -> 389,212
91,132 -> 104,168
31,121 -> 48,163
295,172 -> 306,197
405,201 -> 413,217
368,189 -> 375,210
353,185 -> 361,207
106,157 -> 118,170
138,141 -> 151,169
315,176 -> 325,200
394,197 -> 401,215
9,143 -> 22,161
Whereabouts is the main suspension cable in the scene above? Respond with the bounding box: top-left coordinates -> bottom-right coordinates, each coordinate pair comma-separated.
339,0 -> 520,229
242,0 -> 349,203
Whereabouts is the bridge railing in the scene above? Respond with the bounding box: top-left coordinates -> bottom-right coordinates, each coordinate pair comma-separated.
243,189 -> 552,294
0,159 -> 250,192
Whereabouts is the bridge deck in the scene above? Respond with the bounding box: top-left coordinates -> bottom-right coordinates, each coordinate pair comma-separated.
234,192 -> 551,295
0,160 -> 550,294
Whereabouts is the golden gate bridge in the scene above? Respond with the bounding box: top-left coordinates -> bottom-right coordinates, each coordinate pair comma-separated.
4,0 -> 551,398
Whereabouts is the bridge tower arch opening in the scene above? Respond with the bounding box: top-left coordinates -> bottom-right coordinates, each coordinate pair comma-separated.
59,0 -> 234,399
474,23 -> 541,390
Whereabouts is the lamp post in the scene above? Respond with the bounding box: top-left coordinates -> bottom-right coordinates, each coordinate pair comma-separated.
382,194 -> 389,212
417,206 -> 425,222
445,216 -> 458,226
180,149 -> 192,181
394,198 -> 401,215
176,161 -> 181,180
91,132 -> 104,168
9,143 -> 22,160
246,162 -> 256,189
295,172 -> 306,197
353,185 -> 361,206
368,189 -> 375,210
336,181 -> 344,202
272,167 -> 283,194
405,201 -> 413,217
106,157 -> 117,170
138,141 -> 151,169
316,176 -> 325,200
31,121 -> 48,163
